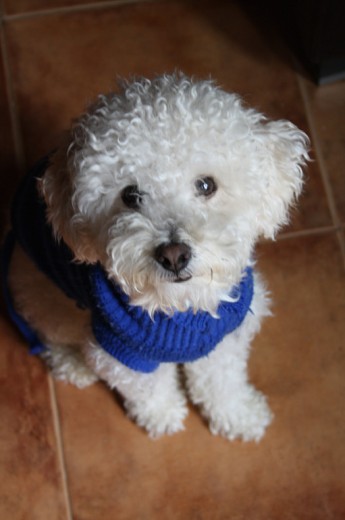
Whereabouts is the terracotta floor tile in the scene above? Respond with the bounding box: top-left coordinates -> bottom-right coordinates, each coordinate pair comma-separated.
0,317 -> 68,519
52,233 -> 345,520
303,77 -> 345,223
4,0 -> 331,231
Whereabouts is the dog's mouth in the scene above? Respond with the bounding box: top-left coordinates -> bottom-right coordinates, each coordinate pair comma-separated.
173,274 -> 192,283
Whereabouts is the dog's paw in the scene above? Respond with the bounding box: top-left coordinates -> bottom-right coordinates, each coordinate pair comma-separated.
206,386 -> 273,442
42,344 -> 99,388
125,394 -> 188,438
52,364 -> 99,389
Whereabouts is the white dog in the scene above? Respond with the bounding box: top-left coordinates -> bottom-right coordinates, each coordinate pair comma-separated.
4,74 -> 309,441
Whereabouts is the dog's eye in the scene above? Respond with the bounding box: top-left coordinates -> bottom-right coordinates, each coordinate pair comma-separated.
195,176 -> 217,197
121,185 -> 143,209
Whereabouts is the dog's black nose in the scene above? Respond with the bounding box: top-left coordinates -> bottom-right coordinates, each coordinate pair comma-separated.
154,242 -> 191,274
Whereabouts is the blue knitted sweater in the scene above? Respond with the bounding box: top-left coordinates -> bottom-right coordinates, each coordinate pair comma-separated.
2,156 -> 254,373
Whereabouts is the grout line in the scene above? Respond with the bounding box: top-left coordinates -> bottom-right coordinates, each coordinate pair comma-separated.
276,225 -> 343,241
48,375 -> 74,520
2,0 -> 162,22
296,74 -> 341,228
0,16 -> 26,174
296,71 -> 345,267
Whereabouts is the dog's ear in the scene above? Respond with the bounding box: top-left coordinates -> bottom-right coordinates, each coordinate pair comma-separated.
251,120 -> 309,238
39,150 -> 99,263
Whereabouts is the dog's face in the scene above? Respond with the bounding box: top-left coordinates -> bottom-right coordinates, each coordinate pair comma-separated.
41,75 -> 309,315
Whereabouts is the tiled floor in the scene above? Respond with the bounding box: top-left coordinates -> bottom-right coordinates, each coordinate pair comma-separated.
1,1 -> 345,519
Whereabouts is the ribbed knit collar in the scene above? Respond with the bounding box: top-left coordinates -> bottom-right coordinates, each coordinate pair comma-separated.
89,264 -> 254,372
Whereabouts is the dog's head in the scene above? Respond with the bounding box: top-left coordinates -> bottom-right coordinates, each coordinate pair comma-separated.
41,74 -> 309,315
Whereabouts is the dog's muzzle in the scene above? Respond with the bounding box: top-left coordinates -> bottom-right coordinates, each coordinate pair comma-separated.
154,242 -> 192,282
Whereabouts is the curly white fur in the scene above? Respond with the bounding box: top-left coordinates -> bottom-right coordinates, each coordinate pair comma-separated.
9,73 -> 309,441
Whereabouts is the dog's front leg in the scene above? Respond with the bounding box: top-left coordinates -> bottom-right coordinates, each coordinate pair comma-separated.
184,311 -> 273,442
83,340 -> 188,437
